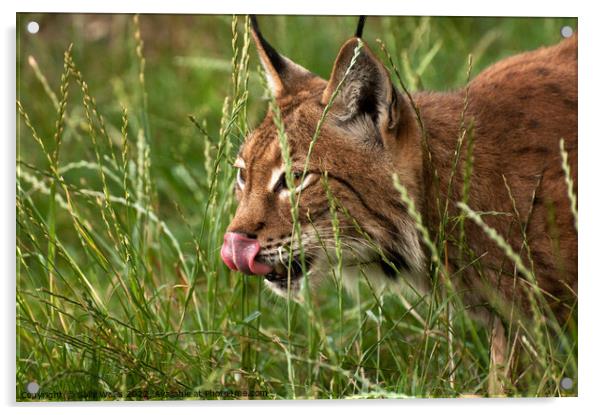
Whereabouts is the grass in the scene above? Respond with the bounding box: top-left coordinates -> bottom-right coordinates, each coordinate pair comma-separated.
16,14 -> 577,400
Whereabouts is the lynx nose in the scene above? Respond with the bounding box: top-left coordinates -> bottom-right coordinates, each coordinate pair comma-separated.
220,232 -> 273,275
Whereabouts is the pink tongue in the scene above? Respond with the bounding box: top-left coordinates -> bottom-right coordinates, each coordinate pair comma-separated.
221,232 -> 273,275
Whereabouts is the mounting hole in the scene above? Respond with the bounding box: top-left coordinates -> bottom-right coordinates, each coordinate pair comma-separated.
560,377 -> 574,390
561,26 -> 573,38
26,381 -> 40,394
26,21 -> 39,34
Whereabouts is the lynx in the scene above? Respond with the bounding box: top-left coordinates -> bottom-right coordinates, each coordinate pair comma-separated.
220,16 -> 577,374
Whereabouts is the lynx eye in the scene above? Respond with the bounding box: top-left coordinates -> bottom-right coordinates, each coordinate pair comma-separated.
234,157 -> 246,189
236,168 -> 246,189
274,171 -> 313,194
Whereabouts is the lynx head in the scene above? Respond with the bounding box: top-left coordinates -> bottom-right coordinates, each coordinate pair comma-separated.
220,16 -> 426,298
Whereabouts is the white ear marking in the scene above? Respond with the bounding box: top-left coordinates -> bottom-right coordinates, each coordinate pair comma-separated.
259,55 -> 313,96
262,67 -> 278,94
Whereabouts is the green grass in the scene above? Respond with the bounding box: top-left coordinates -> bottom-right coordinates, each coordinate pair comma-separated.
16,14 -> 577,400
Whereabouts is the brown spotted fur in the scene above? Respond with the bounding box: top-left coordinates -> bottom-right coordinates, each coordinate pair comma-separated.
227,22 -> 577,324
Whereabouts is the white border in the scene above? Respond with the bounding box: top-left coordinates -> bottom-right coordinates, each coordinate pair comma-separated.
7,0 -> 580,16
3,1 -> 600,414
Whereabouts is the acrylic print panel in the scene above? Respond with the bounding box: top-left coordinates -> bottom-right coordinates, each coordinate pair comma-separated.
16,13 -> 577,401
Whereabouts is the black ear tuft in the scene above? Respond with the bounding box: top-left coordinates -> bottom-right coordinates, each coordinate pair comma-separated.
249,15 -> 318,97
355,16 -> 366,38
250,15 -> 286,74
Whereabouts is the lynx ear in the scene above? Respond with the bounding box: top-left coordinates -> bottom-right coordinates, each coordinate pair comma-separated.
250,15 -> 317,97
322,38 -> 404,138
